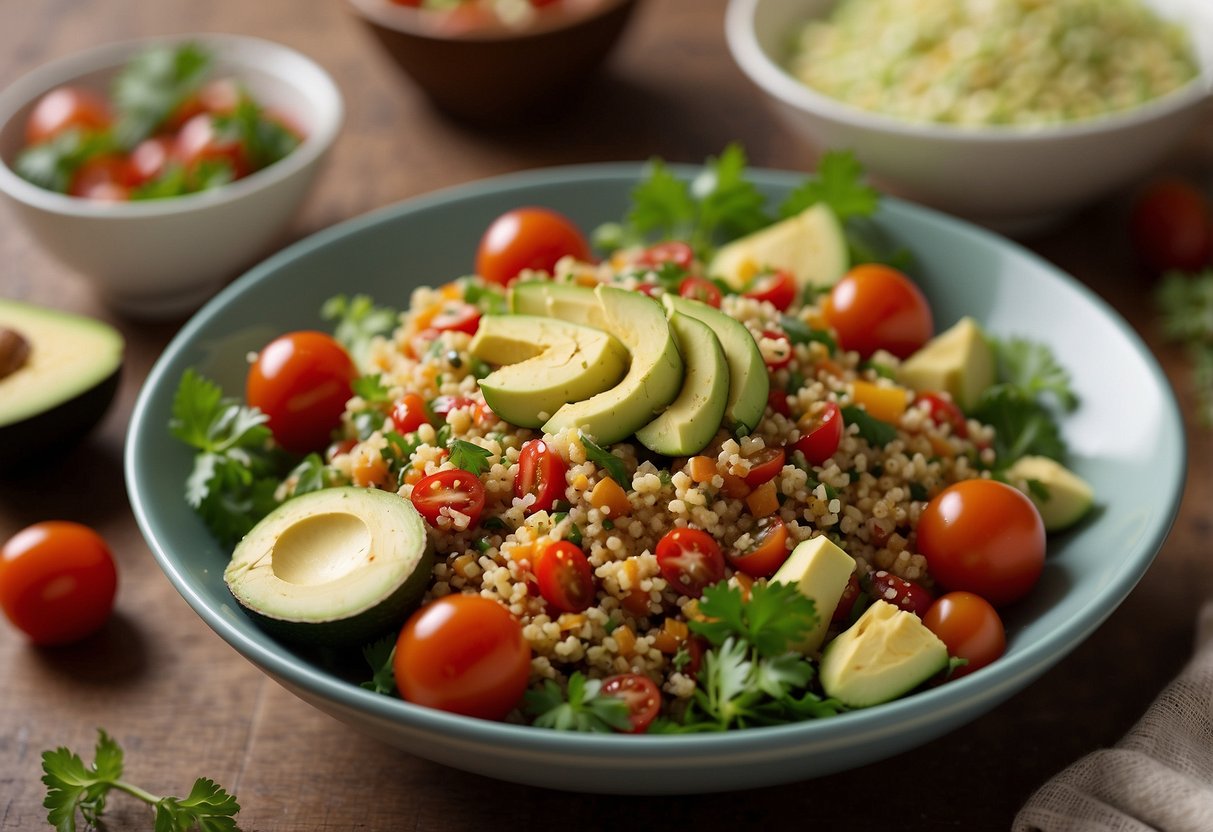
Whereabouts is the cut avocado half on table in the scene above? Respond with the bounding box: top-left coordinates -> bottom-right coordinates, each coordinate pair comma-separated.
224,487 -> 434,646
0,299 -> 123,470
635,312 -> 729,456
708,203 -> 848,291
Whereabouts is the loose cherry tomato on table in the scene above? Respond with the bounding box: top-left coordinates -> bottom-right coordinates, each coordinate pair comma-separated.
743,446 -> 786,487
600,673 -> 662,734
25,86 -> 111,145
823,264 -> 933,359
793,401 -> 844,466
1129,178 -> 1213,275
475,207 -> 591,285
916,392 -> 968,438
515,439 -> 568,514
394,594 -> 531,720
638,240 -> 695,271
68,156 -> 132,201
534,541 -> 596,613
866,570 -> 934,618
655,528 -> 725,598
390,392 -> 430,434
246,330 -> 357,453
728,516 -> 790,578
411,469 -> 486,528
915,479 -> 1045,607
678,276 -> 722,308
429,301 -> 482,335
0,521 -> 117,646
743,268 -> 798,311
922,591 -> 1006,678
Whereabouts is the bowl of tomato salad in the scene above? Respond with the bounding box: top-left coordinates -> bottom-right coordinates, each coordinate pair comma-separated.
0,34 -> 342,319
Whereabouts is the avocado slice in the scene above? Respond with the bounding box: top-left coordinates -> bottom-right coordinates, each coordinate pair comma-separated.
662,294 -> 768,435
0,299 -> 123,469
897,316 -> 994,412
224,487 -> 434,645
819,600 -> 949,708
708,203 -> 848,290
469,315 -> 628,428
771,536 -> 856,653
510,280 -> 607,328
542,286 -> 684,445
635,312 -> 729,456
1005,455 -> 1095,532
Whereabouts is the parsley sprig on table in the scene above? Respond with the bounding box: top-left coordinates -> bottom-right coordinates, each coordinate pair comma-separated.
1157,269 -> 1213,425
42,730 -> 240,832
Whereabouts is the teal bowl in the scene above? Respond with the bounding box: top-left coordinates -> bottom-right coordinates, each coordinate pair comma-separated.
126,164 -> 1185,794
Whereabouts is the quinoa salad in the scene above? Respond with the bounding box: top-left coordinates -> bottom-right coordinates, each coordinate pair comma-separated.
173,150 -> 1089,732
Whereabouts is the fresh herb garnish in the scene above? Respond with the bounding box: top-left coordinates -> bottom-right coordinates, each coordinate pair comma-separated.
351,374 -> 392,404
780,315 -> 837,353
111,42 -> 211,148
840,405 -> 898,447
322,293 -> 399,367
778,150 -> 879,222
287,452 -> 329,496
448,439 -> 493,475
579,432 -> 629,487
360,635 -> 397,696
690,580 -> 817,657
129,159 -> 235,199
972,386 -> 1067,464
211,97 -> 300,171
523,673 -> 633,733
14,129 -> 115,192
42,729 -> 240,832
988,336 -> 1079,412
1157,269 -> 1213,425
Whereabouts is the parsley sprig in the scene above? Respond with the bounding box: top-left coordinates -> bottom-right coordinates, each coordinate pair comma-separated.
322,294 -> 400,368
579,433 -> 629,487
111,42 -> 211,149
448,439 -> 493,475
1157,269 -> 1213,425
42,730 -> 240,832
523,673 -> 633,733
360,634 -> 397,696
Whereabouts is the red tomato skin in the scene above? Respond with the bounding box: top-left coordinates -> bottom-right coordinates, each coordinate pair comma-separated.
390,393 -> 430,434
867,570 -> 934,618
727,517 -> 790,578
823,264 -> 934,359
767,389 -> 792,418
67,156 -> 132,201
923,591 -> 1006,678
515,439 -> 568,514
655,528 -> 725,598
475,207 -> 590,286
742,446 -> 786,488
600,673 -> 661,733
678,277 -> 722,308
175,113 -> 251,179
534,541 -> 595,613
394,595 -> 531,720
830,573 -> 863,623
743,269 -> 797,311
916,479 -> 1046,607
917,392 -> 968,438
1130,179 -> 1213,274
793,401 -> 844,466
411,469 -> 486,528
638,241 -> 695,271
761,330 -> 794,370
246,331 -> 356,454
0,522 -> 117,646
25,86 -> 111,144
429,301 -> 482,335
127,136 -> 176,186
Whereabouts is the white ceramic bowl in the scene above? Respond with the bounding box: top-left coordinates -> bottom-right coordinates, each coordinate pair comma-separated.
0,34 -> 343,319
726,0 -> 1213,233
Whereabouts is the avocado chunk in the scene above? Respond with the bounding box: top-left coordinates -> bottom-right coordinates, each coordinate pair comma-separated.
1005,455 -> 1095,532
224,487 -> 434,645
0,299 -> 123,469
819,600 -> 949,708
510,280 -> 607,329
897,316 -> 994,412
469,315 -> 628,428
635,312 -> 729,455
663,294 -> 768,435
708,203 -> 848,290
771,536 -> 856,653
542,286 -> 684,445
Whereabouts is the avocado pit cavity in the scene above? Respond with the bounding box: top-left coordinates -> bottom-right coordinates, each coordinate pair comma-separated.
270,511 -> 372,586
0,327 -> 31,381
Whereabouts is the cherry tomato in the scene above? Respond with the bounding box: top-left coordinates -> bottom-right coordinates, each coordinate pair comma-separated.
638,240 -> 695,271
793,401 -> 844,466
678,276 -> 722,308
25,86 -> 111,144
516,439 -> 567,514
429,301 -> 482,335
394,594 -> 531,720
411,469 -> 486,528
475,207 -> 590,285
923,591 -> 1006,678
743,269 -> 797,311
429,395 -> 476,422
761,330 -> 793,370
767,389 -> 792,418
655,528 -> 725,598
127,136 -> 175,186
636,282 -> 663,298
830,573 -> 863,623
823,264 -> 933,359
600,673 -> 661,733
867,570 -> 934,618
916,479 -> 1045,607
175,113 -> 251,179
534,541 -> 595,613
917,392 -> 967,438
1129,178 -> 1213,275
67,156 -> 132,201
167,78 -> 246,129
0,521 -> 117,646
743,446 -> 785,487
390,392 -> 430,434
246,331 -> 356,453
728,516 -> 790,578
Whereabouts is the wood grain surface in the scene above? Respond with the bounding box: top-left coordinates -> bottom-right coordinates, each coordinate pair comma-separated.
2,1 -> 1211,829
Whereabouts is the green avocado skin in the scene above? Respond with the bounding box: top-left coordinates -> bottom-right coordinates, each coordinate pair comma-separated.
0,366 -> 121,470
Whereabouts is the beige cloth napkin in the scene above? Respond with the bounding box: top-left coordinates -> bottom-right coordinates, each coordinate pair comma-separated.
1014,603 -> 1213,832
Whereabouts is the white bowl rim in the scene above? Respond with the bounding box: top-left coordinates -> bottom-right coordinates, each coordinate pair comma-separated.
725,0 -> 1213,144
0,32 -> 344,218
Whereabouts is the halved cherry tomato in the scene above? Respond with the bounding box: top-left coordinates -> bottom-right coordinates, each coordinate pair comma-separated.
728,516 -> 790,578
793,401 -> 844,466
175,112 -> 251,179
534,541 -> 595,613
429,301 -> 482,335
866,570 -> 934,618
67,156 -> 132,201
767,389 -> 792,418
411,469 -> 486,528
761,330 -> 793,369
516,439 -> 567,514
917,392 -> 967,438
916,479 -> 1045,607
638,240 -> 695,271
25,86 -> 111,145
475,207 -> 590,285
394,594 -> 531,720
429,395 -> 476,422
636,282 -> 663,298
601,673 -> 661,733
127,136 -> 175,186
0,521 -> 117,645
743,446 -> 786,487
830,573 -> 863,623
743,269 -> 797,311
246,331 -> 356,453
390,392 -> 430,434
1130,178 -> 1213,275
823,264 -> 933,359
678,277 -> 722,308
655,528 -> 725,598
923,591 -> 1006,678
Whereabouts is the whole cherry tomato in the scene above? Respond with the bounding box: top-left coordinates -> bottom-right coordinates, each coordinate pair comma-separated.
475,207 -> 590,285
390,392 -> 430,434
923,591 -> 1006,678
25,86 -> 111,145
246,331 -> 357,453
1129,178 -> 1213,275
823,264 -> 933,359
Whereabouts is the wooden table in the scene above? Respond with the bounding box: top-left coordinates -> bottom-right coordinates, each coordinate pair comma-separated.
2,1 -> 1210,828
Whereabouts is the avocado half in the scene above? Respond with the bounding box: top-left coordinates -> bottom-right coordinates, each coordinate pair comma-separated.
224,487 -> 434,646
0,299 -> 124,470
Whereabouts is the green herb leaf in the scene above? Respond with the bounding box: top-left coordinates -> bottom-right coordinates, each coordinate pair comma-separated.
579,433 -> 629,487
839,404 -> 897,446
321,294 -> 399,367
989,336 -> 1079,412
287,453 -> 328,496
691,581 -> 818,658
626,157 -> 697,242
352,374 -> 392,404
448,439 -> 493,475
112,42 -> 211,148
973,386 -> 1067,465
778,150 -> 879,222
15,129 -> 116,193
211,97 -> 300,171
360,635 -> 397,696
780,315 -> 837,353
1156,270 -> 1213,425
690,143 -> 771,248
523,673 -> 633,733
